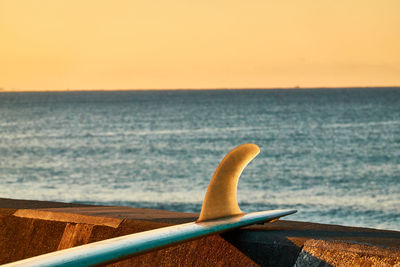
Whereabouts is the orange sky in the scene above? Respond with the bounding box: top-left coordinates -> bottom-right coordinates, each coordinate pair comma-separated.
1,0 -> 399,91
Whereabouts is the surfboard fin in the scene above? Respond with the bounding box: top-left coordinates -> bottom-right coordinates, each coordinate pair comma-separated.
197,143 -> 260,222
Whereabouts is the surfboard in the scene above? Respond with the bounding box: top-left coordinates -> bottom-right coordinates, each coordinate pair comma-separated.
5,209 -> 296,267
4,144 -> 297,267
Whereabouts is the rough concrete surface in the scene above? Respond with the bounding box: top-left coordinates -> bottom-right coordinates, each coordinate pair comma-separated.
0,198 -> 399,266
295,239 -> 400,267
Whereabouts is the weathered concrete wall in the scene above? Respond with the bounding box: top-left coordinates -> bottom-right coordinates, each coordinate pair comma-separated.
0,198 -> 399,266
295,239 -> 400,266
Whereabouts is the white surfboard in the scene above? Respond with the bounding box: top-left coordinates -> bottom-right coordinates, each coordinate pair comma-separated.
4,144 -> 296,267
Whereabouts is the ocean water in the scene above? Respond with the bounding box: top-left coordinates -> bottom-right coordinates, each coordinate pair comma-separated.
0,88 -> 399,231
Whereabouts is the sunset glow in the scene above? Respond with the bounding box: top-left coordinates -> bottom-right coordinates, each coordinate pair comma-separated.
1,0 -> 399,91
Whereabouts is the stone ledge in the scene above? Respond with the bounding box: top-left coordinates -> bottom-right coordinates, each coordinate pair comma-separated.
13,209 -> 122,228
295,239 -> 400,266
0,198 -> 399,266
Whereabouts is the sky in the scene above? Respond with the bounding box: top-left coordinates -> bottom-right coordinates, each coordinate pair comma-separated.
1,0 -> 400,91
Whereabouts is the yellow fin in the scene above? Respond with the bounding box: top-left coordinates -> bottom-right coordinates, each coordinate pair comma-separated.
197,144 -> 260,222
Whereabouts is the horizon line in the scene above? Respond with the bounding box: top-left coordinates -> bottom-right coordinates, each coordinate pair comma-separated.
1,85 -> 400,93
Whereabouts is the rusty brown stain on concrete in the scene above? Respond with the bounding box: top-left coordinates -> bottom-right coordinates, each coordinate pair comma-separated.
13,209 -> 122,228
58,223 -> 94,250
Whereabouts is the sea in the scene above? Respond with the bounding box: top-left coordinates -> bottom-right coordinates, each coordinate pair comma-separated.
1,88 -> 399,231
